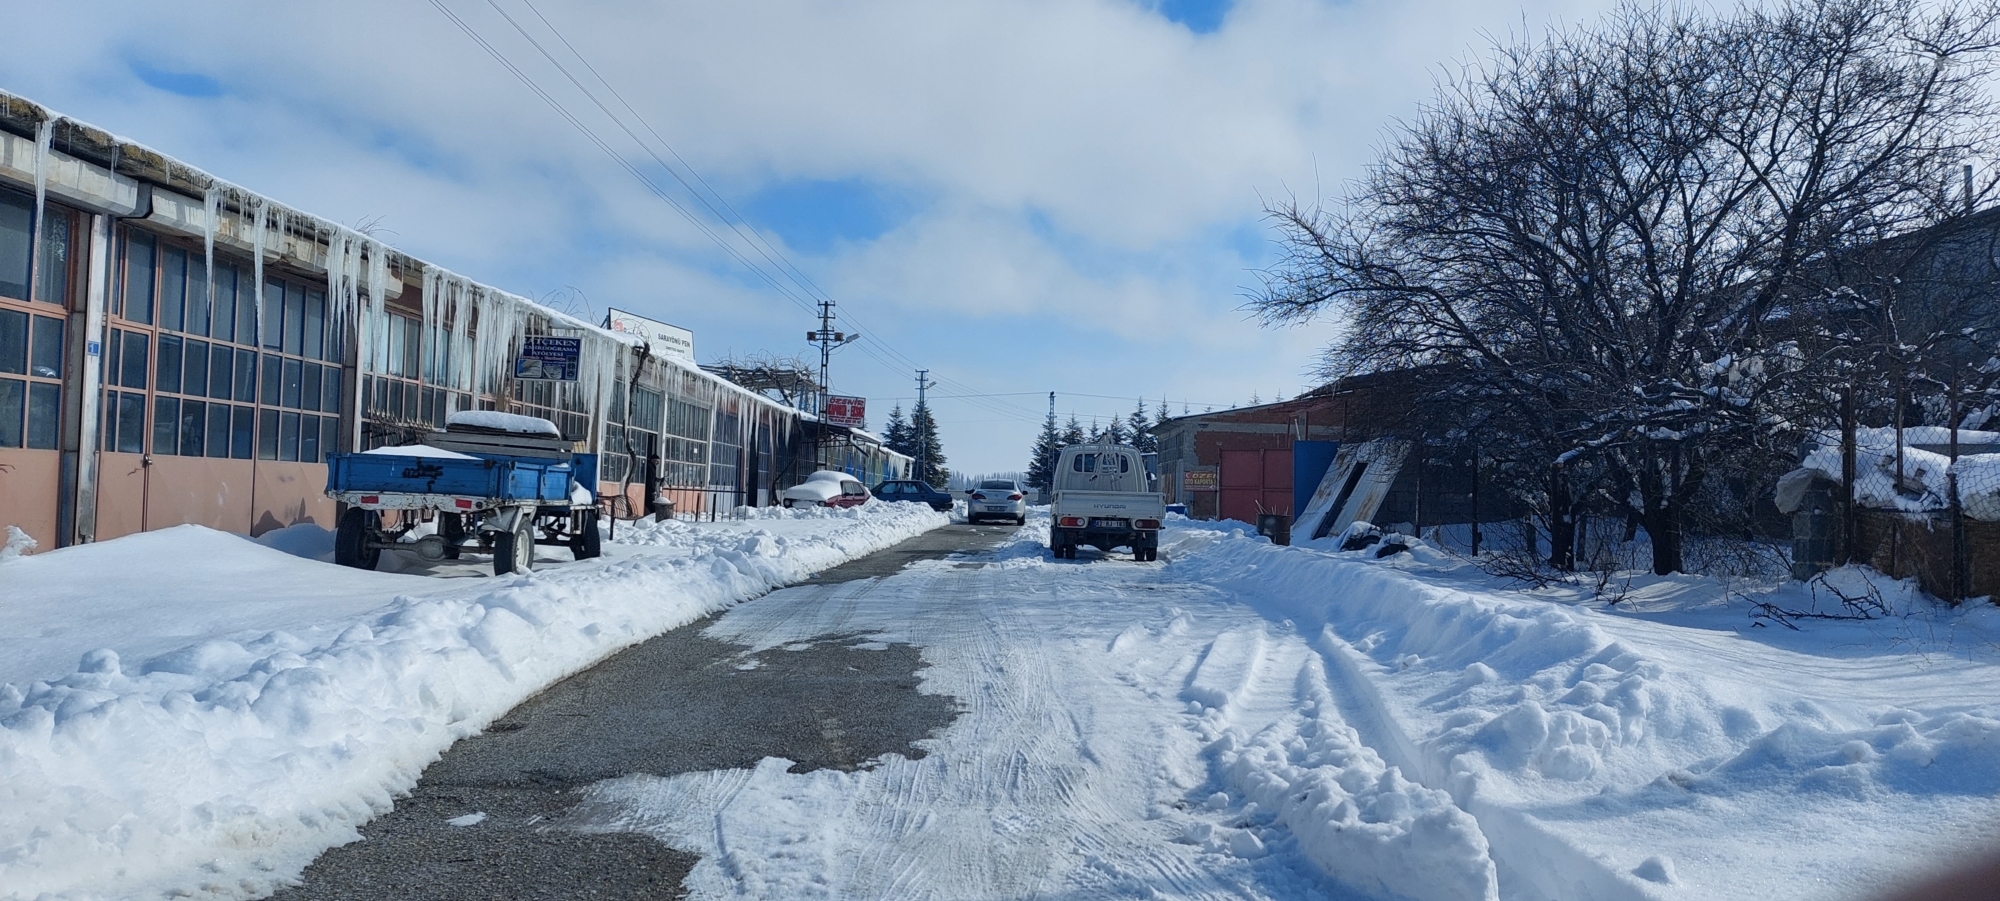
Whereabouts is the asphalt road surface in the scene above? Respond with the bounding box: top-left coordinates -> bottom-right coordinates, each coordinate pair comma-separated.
270,520 -> 1020,901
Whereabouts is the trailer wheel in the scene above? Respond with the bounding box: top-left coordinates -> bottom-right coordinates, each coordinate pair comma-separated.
335,508 -> 381,570
494,514 -> 535,575
571,509 -> 602,560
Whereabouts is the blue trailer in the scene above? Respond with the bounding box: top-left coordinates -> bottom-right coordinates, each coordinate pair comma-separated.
324,417 -> 602,576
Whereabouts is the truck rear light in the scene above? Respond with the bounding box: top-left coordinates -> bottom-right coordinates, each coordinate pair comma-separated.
1058,516 -> 1085,528
359,495 -> 379,505
455,498 -> 475,509
1008,493 -> 1023,501
1135,519 -> 1162,530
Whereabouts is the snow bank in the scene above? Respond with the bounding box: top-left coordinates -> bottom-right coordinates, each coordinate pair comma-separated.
0,502 -> 947,901
1203,648 -> 1498,901
1157,523 -> 2000,900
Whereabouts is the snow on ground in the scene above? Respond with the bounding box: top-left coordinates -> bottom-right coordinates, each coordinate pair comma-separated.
0,501 -> 947,901
572,515 -> 2000,901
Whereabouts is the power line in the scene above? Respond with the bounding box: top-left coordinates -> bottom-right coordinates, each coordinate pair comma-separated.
426,0 -> 825,321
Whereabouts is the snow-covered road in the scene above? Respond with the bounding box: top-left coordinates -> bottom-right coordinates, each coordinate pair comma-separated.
9,505 -> 2000,900
571,517 -> 2000,901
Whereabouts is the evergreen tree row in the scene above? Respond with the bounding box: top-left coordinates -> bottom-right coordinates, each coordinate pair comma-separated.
882,402 -> 948,487
1026,397 -> 1172,494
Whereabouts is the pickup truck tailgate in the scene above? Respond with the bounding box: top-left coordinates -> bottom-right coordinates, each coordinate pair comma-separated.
1054,491 -> 1166,520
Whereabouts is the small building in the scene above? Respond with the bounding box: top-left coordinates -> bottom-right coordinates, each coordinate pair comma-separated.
0,90 -> 906,552
1155,373 -> 1501,536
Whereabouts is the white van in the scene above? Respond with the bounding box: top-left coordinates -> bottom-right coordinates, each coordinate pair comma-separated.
1048,444 -> 1167,561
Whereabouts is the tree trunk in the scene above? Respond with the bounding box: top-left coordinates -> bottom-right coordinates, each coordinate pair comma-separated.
1548,466 -> 1575,571
1644,499 -> 1684,575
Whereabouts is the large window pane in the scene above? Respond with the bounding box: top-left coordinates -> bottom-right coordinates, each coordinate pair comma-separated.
261,280 -> 283,348
123,231 -> 155,324
282,358 -> 302,409
321,370 -> 341,414
231,405 -> 254,459
205,402 -> 230,458
300,362 -> 322,412
235,269 -> 256,344
178,400 -> 205,457
120,330 -> 148,389
212,266 -> 236,344
300,414 -> 320,463
283,283 -> 304,356
160,247 -> 186,332
0,189 -> 30,300
155,334 -> 182,395
115,392 -> 145,454
386,316 -> 407,378
387,379 -> 404,422
279,410 -> 300,462
153,395 -> 179,456
257,408 -> 278,460
185,260 -> 210,337
304,290 -> 325,359
320,416 -> 339,460
0,308 -> 24,374
34,208 -> 70,306
182,339 -> 209,397
209,345 -> 232,399
31,315 -> 62,378
0,378 -> 21,447
234,349 -> 256,402
260,353 -> 281,405
26,382 -> 58,449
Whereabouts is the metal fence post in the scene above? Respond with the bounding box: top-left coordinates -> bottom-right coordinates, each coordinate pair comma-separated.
1841,383 -> 1857,566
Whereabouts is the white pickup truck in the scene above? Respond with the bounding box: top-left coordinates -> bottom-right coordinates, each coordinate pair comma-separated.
1048,443 -> 1166,561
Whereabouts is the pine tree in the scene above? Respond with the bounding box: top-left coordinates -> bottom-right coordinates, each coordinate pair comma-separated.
883,404 -> 913,457
1026,408 -> 1063,494
1087,419 -> 1104,444
1062,415 -> 1086,447
909,400 -> 948,486
1126,399 -> 1154,454
1103,416 -> 1128,446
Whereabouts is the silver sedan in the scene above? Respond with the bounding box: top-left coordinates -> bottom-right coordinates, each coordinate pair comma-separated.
965,479 -> 1028,525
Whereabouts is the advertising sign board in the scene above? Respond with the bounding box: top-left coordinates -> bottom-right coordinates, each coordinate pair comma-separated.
1182,469 -> 1219,491
515,336 -> 582,381
604,308 -> 696,363
825,395 -> 867,428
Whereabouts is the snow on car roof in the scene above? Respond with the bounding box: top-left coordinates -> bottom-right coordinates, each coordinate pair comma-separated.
446,410 -> 561,437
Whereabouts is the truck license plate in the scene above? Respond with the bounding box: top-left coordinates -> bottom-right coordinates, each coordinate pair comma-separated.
1089,518 -> 1128,529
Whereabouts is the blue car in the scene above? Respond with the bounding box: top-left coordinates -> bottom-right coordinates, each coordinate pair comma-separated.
873,479 -> 955,512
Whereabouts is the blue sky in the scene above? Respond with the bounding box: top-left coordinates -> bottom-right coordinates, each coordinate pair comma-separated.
7,0 -> 1615,474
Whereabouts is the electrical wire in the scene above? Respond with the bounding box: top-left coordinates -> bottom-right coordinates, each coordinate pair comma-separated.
431,1 -> 1199,429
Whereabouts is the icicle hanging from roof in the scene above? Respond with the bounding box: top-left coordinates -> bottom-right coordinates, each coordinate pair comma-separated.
250,197 -> 268,346
30,118 -> 52,298
202,184 -> 220,315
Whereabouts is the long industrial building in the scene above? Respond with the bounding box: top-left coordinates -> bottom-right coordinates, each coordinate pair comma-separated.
0,90 -> 909,552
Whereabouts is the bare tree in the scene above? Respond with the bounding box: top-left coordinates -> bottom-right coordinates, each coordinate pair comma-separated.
705,353 -> 820,408
1253,0 -> 2000,574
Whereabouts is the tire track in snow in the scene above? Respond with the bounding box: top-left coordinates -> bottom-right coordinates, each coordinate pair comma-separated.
581,537 -> 1338,899
1307,627 -> 1658,901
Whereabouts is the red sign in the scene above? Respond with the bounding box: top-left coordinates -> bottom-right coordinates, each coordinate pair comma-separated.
825,395 -> 867,428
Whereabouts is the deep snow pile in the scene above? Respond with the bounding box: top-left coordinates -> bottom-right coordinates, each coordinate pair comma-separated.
1161,520 -> 2000,900
0,501 -> 946,901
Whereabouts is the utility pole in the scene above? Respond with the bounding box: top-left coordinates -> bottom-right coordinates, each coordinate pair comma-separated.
914,369 -> 935,482
805,298 -> 848,471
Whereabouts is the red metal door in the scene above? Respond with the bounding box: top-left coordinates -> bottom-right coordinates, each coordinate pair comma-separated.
1219,449 -> 1294,524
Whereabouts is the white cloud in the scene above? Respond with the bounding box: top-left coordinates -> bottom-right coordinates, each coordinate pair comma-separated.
3,0 -> 1620,473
